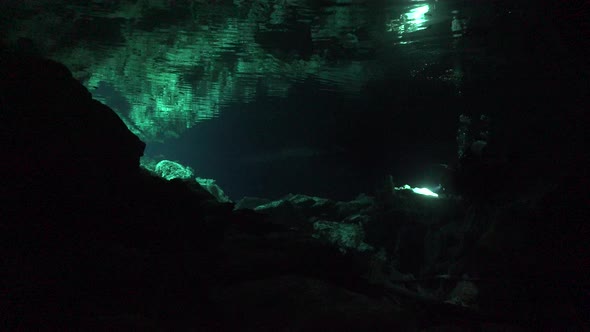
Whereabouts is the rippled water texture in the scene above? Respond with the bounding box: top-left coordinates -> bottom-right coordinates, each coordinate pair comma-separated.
2,0 -> 504,142
9,0 -> 577,199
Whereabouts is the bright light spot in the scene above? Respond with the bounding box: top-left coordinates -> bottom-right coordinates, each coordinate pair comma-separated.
394,184 -> 439,198
386,4 -> 430,34
412,187 -> 439,197
407,5 -> 429,21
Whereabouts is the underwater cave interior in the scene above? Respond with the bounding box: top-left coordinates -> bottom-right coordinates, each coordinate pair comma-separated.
1,0 -> 588,330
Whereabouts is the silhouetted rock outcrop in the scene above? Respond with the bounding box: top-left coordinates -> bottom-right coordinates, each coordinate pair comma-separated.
1,51 -> 586,331
0,53 -> 145,182
0,51 -> 231,330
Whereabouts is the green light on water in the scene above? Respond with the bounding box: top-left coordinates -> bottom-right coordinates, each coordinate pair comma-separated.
387,4 -> 430,35
394,184 -> 439,198
407,5 -> 429,22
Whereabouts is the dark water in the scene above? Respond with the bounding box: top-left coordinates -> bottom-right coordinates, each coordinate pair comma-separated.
3,0 -> 586,200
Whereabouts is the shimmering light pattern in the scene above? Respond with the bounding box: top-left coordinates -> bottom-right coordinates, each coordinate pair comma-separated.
395,184 -> 439,198
387,4 -> 430,35
5,1 -> 470,142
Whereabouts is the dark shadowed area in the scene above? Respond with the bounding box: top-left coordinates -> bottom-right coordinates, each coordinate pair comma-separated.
1,0 -> 588,330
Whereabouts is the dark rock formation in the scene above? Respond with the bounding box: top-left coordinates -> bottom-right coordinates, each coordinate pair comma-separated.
0,51 -> 231,330
0,51 -> 407,331
1,49 -> 586,331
